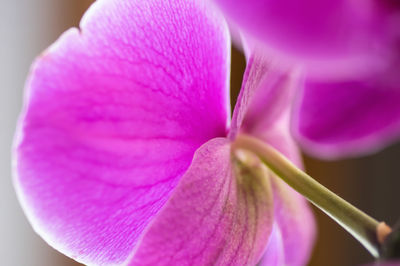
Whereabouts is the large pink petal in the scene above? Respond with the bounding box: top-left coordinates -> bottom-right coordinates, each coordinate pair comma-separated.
14,0 -> 230,264
126,138 -> 274,265
293,72 -> 400,159
213,0 -> 394,76
231,52 -> 316,265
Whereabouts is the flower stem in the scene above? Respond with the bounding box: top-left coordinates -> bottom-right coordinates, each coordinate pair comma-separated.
232,134 -> 391,258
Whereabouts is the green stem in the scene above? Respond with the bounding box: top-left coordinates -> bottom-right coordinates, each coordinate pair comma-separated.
232,134 -> 385,258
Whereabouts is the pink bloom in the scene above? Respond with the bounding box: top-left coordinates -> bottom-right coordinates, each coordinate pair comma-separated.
14,0 -> 314,265
213,0 -> 400,159
292,72 -> 400,159
212,0 -> 396,72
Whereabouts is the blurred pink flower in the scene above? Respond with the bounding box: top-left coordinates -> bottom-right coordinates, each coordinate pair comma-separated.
14,0 -> 314,265
213,0 -> 400,159
212,0 -> 397,71
292,71 -> 400,159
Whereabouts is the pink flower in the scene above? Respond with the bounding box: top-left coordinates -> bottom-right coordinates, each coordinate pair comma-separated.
212,0 -> 396,71
212,0 -> 400,159
14,0 -> 314,265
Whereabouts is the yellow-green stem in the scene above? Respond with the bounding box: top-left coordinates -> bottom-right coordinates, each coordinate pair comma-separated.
232,134 -> 385,258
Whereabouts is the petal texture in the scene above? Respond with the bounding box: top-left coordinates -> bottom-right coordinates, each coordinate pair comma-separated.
213,0 -> 391,75
293,74 -> 400,159
231,52 -> 316,265
127,138 -> 274,266
14,0 -> 230,265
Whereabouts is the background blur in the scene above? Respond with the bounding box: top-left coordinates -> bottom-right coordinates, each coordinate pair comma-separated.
1,1 -> 399,265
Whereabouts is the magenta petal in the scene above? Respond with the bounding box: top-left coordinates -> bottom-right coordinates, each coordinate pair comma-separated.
230,52 -> 303,165
214,0 -> 380,58
127,138 -> 274,265
258,224 -> 285,265
256,183 -> 315,266
14,0 -> 230,264
231,51 -> 315,264
230,52 -> 299,139
251,117 -> 316,265
293,74 -> 400,159
269,177 -> 316,265
213,0 -> 390,74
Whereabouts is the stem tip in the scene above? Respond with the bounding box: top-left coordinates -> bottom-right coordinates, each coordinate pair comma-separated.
377,222 -> 392,245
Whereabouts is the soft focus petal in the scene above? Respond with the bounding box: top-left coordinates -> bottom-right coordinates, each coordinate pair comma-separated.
267,177 -> 316,266
14,0 -> 230,264
257,179 -> 316,266
127,138 -> 274,265
230,52 -> 299,139
293,73 -> 400,159
254,120 -> 316,265
231,51 -> 316,265
213,0 -> 393,76
230,52 -> 303,166
258,223 -> 285,265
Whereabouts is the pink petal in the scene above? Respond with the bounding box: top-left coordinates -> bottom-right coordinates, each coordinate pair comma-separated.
231,51 -> 316,264
230,52 -> 302,165
258,224 -> 285,265
267,177 -> 316,265
293,71 -> 400,159
126,138 -> 274,265
252,118 -> 316,265
14,0 -> 230,264
230,52 -> 299,140
213,0 -> 392,76
257,180 -> 316,266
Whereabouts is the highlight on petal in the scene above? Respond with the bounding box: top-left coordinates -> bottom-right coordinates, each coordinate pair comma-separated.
127,138 -> 274,266
258,224 -> 285,265
292,73 -> 400,159
212,0 -> 392,76
13,0 -> 230,264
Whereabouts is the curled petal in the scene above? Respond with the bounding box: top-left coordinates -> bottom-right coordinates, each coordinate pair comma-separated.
14,0 -> 230,264
293,73 -> 400,159
127,138 -> 274,266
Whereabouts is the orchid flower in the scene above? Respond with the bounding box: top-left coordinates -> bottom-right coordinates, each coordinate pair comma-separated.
212,0 -> 400,160
13,0 -> 315,265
